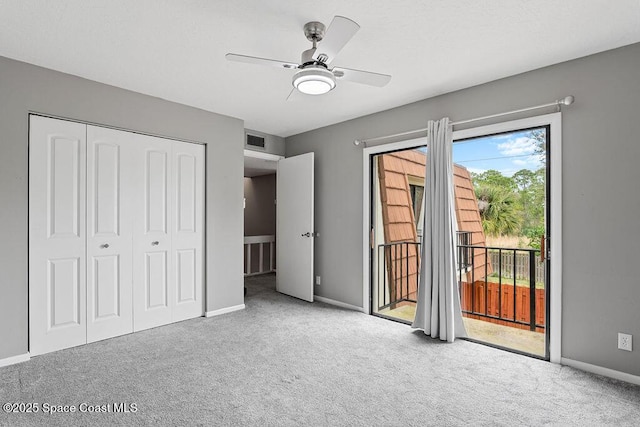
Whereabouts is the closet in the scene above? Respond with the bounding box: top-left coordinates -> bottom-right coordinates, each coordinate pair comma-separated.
29,115 -> 204,356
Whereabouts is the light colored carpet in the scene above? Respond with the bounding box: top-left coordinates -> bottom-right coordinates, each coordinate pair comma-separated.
1,273 -> 639,426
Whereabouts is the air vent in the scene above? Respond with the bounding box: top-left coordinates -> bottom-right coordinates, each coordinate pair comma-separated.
246,134 -> 265,149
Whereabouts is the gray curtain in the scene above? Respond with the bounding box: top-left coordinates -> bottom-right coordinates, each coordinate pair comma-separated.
411,118 -> 467,342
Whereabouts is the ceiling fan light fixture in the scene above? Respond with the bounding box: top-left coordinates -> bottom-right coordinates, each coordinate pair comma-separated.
292,66 -> 336,95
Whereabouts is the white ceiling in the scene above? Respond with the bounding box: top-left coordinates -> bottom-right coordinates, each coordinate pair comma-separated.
1,1 -> 639,137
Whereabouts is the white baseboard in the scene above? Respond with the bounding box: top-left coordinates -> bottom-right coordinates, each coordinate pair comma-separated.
561,357 -> 640,386
205,304 -> 246,318
0,352 -> 30,368
314,295 -> 364,312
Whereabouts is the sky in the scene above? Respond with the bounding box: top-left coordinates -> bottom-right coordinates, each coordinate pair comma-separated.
451,128 -> 545,177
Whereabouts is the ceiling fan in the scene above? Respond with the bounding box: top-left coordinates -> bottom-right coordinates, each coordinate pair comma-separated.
226,16 -> 391,96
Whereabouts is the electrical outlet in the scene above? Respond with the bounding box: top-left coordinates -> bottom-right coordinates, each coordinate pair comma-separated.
315,276 -> 321,286
618,333 -> 633,351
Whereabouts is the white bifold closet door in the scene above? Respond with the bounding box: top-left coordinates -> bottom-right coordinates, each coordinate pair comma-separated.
29,117 -> 88,355
131,134 -> 174,331
29,116 -> 204,356
170,141 -> 205,323
131,133 -> 205,331
86,126 -> 135,343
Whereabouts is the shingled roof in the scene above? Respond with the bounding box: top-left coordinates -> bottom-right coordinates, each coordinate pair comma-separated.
377,150 -> 490,304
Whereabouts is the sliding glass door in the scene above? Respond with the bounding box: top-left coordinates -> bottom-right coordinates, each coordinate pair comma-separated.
370,147 -> 426,323
367,115 -> 561,361
452,126 -> 550,358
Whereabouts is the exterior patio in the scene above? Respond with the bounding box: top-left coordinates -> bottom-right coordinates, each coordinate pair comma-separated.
380,301 -> 545,357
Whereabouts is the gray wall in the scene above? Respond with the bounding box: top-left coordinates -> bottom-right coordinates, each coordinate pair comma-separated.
286,43 -> 640,376
244,174 -> 277,236
0,55 -> 245,360
245,128 -> 285,156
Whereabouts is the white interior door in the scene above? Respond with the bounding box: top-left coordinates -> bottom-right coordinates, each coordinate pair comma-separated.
132,133 -> 174,331
86,126 -> 134,343
171,141 -> 205,322
276,152 -> 314,302
29,116 -> 87,356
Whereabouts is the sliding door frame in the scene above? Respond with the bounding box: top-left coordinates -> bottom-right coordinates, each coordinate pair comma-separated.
362,112 -> 562,363
362,137 -> 427,315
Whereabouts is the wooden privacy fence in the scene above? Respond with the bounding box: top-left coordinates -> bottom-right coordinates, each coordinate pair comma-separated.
460,280 -> 545,333
489,250 -> 545,283
378,240 -> 546,334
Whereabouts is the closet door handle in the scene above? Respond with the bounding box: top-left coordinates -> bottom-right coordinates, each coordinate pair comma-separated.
100,243 -> 110,249
151,241 -> 160,246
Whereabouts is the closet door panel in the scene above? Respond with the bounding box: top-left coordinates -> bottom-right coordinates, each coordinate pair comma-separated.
133,134 -> 174,331
86,126 -> 134,343
92,255 -> 120,318
29,116 -> 87,356
146,150 -> 169,234
145,251 -> 168,308
176,249 -> 196,303
172,142 -> 205,322
48,258 -> 82,327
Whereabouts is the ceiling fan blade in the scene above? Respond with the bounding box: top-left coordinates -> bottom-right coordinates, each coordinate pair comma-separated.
225,53 -> 299,70
332,67 -> 391,87
313,16 -> 360,64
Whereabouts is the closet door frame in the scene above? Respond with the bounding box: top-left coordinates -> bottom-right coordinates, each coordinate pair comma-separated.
28,113 -> 207,355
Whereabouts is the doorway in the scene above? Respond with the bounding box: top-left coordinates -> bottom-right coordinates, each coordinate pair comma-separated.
364,113 -> 562,361
243,150 -> 316,303
452,126 -> 549,358
243,151 -> 278,277
370,147 -> 426,322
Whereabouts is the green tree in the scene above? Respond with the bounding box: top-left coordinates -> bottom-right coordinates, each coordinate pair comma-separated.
529,128 -> 546,163
512,168 -> 545,232
522,225 -> 545,250
468,130 -> 548,245
471,169 -> 516,192
475,185 -> 521,236
512,168 -> 546,249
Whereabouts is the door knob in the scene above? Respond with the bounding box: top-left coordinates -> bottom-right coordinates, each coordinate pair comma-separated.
151,241 -> 160,246
301,232 -> 311,237
100,243 -> 109,249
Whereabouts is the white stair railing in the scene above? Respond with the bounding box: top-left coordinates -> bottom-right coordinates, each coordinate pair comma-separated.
244,235 -> 276,276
